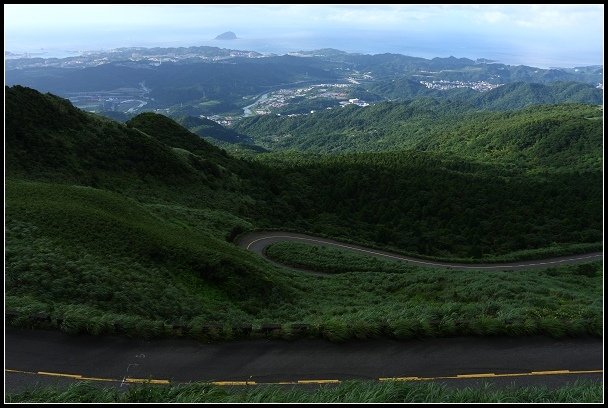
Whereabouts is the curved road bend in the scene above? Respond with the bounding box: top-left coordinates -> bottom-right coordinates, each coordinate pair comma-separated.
236,231 -> 603,271
5,328 -> 602,392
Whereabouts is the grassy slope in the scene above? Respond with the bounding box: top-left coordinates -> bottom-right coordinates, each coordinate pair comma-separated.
5,180 -> 290,336
6,381 -> 603,403
7,179 -> 601,340
262,242 -> 602,339
4,85 -> 603,341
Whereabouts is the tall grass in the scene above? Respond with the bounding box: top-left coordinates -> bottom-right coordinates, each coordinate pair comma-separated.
6,380 -> 603,403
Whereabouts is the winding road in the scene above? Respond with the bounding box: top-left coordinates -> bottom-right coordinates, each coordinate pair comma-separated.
236,231 -> 603,271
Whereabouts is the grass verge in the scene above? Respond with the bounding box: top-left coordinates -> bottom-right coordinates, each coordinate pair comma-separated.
6,380 -> 603,403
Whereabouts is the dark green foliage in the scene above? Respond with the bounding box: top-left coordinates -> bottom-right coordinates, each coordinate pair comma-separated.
125,112 -> 233,172
261,242 -> 603,338
5,86 -> 196,185
5,180 -> 283,323
6,380 -> 603,403
235,101 -> 602,170
474,81 -> 603,110
266,242 -> 392,273
4,85 -> 602,341
256,151 -> 602,258
366,80 -> 602,110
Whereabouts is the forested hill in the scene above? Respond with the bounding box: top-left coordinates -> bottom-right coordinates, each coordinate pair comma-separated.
363,80 -> 602,110
6,85 -> 602,261
475,81 -> 603,109
4,86 -> 602,344
234,100 -> 603,170
6,85 -> 197,185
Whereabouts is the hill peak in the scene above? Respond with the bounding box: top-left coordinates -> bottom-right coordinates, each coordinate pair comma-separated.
215,31 -> 237,40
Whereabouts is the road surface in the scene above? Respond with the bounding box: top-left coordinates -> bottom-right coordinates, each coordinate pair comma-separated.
5,328 -> 602,392
236,231 -> 603,271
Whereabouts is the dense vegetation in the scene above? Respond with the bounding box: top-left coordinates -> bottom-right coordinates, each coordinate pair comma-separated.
259,242 -> 603,339
5,180 -> 285,332
7,380 -> 603,403
235,100 -> 603,168
7,181 -> 602,339
255,151 -> 602,259
4,85 -> 602,341
362,80 -> 602,109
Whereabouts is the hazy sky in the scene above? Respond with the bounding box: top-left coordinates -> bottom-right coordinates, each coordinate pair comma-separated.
4,4 -> 604,67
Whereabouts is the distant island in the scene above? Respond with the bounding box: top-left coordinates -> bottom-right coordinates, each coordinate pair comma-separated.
215,31 -> 237,40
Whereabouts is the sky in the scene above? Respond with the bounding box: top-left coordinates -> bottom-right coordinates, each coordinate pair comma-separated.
4,4 -> 604,67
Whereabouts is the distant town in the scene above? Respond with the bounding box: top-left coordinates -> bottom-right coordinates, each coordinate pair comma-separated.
420,80 -> 503,91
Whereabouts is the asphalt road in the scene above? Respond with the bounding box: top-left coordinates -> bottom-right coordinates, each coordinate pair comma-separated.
236,231 -> 603,271
5,328 -> 602,392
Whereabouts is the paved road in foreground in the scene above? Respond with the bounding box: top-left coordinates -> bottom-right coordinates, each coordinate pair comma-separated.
236,231 -> 603,271
5,328 -> 602,392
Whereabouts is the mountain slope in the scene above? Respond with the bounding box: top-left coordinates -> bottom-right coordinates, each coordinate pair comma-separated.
365,80 -> 602,110
5,85 -> 602,343
234,100 -> 603,170
6,85 -> 196,185
474,81 -> 603,110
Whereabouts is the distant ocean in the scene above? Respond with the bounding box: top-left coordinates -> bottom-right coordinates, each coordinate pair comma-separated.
6,32 -> 602,69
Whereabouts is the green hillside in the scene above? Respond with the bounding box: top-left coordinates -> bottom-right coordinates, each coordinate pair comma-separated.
6,85 -> 196,186
4,85 -> 602,341
256,151 -> 602,257
364,80 -> 602,110
126,112 -> 236,170
6,180 -> 280,323
234,100 -> 603,170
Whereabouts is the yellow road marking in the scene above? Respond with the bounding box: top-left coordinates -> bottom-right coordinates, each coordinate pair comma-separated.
125,378 -> 170,385
456,373 -> 496,378
245,234 -> 603,269
6,368 -> 603,386
80,376 -> 117,383
37,371 -> 82,379
212,381 -> 256,386
6,368 -> 37,375
379,376 -> 423,382
383,369 -> 603,382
